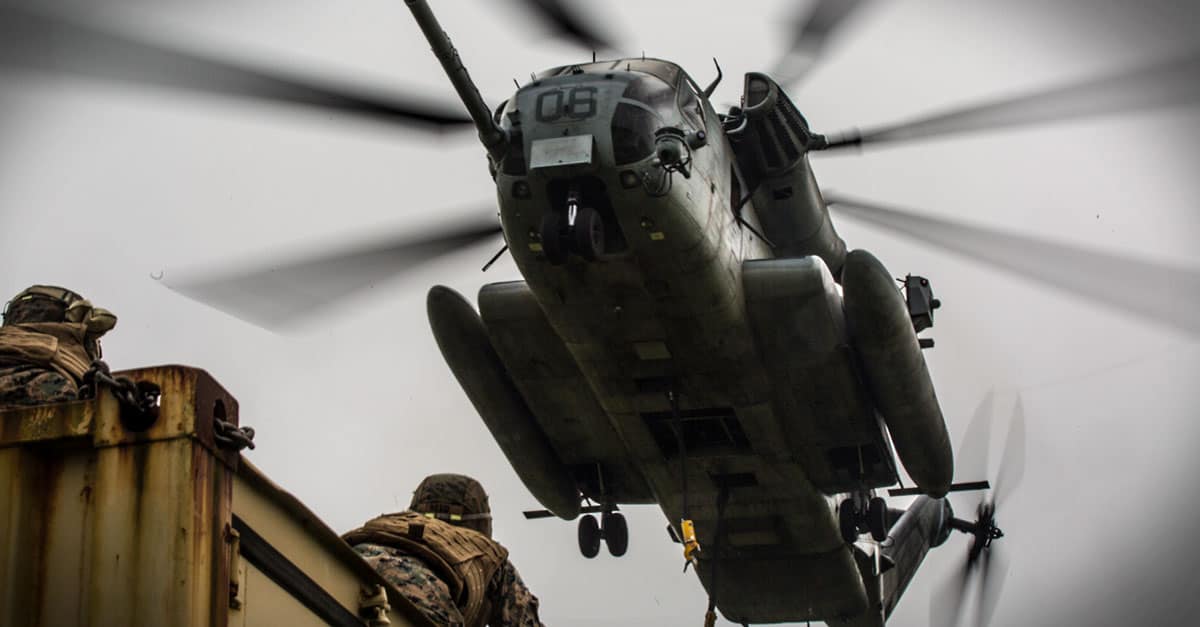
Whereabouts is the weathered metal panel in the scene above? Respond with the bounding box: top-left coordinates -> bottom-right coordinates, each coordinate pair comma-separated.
0,365 -> 432,627
0,370 -> 232,627
233,460 -> 435,626
0,448 -> 43,625
238,562 -> 330,627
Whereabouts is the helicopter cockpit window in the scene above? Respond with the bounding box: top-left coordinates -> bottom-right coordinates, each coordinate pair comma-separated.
621,59 -> 680,86
621,75 -> 675,116
612,74 -> 673,165
537,59 -> 681,85
611,104 -> 657,165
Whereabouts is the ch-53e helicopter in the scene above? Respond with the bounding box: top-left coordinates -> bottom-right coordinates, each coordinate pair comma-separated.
5,0 -> 1199,625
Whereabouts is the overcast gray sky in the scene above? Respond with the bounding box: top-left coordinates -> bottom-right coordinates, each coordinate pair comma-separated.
2,1 -> 1199,625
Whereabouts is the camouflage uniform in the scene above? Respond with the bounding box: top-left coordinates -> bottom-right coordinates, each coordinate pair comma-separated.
0,365 -> 78,407
344,474 -> 545,627
0,285 -> 116,409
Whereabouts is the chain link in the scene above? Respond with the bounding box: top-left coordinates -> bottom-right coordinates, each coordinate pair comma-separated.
79,360 -> 161,418
213,417 -> 256,451
81,361 -> 255,450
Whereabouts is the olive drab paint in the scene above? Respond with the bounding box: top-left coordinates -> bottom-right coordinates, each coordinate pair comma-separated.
406,1 -> 965,623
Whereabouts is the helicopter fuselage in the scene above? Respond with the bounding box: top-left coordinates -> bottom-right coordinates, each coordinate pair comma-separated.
483,59 -> 880,621
423,47 -> 955,622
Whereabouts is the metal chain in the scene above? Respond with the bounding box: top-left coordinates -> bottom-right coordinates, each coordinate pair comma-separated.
79,360 -> 161,416
213,417 -> 256,451
81,361 -> 254,450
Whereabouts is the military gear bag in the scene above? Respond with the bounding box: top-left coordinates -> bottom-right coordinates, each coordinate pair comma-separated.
0,323 -> 95,382
343,512 -> 508,627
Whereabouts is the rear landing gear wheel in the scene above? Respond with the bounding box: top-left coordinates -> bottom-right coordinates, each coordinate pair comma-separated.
867,497 -> 888,542
540,212 -> 568,265
838,498 -> 858,543
602,512 -> 628,557
578,514 -> 601,558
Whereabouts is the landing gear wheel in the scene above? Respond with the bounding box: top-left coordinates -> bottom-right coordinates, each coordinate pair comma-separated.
602,512 -> 629,557
578,514 -> 601,558
571,206 -> 604,261
867,497 -> 888,542
540,212 -> 567,265
838,498 -> 859,544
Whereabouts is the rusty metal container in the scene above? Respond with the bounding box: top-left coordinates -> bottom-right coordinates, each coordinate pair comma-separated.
0,365 -> 432,627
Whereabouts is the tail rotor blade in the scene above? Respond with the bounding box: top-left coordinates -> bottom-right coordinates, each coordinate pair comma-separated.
975,544 -> 1010,627
0,5 -> 473,131
818,49 -> 1200,150
825,195 -> 1200,337
992,397 -> 1027,509
931,557 -> 973,627
955,390 -> 996,512
162,216 -> 502,329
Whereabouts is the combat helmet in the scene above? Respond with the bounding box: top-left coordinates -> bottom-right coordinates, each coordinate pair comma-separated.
3,285 -> 117,359
410,473 -> 493,537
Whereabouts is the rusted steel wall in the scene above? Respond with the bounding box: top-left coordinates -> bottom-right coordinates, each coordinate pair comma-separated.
0,365 -> 429,627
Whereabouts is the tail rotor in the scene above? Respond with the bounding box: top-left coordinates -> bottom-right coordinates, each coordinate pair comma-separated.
933,394 -> 1026,627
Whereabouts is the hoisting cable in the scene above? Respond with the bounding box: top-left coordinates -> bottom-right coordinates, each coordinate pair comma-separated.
704,484 -> 731,627
670,388 -> 700,571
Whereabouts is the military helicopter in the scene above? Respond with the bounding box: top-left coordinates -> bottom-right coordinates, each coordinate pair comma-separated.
4,1 -> 1199,625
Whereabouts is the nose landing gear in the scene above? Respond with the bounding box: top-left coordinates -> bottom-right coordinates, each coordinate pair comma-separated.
540,187 -> 605,264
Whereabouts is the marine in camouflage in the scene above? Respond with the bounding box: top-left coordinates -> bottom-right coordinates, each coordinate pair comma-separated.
0,364 -> 78,407
0,285 -> 116,410
353,543 -> 542,627
346,474 -> 545,627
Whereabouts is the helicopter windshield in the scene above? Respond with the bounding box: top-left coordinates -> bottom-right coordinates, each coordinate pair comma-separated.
611,73 -> 674,165
535,58 -> 681,85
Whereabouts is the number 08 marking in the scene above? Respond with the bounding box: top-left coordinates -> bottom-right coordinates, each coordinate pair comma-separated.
535,87 -> 598,122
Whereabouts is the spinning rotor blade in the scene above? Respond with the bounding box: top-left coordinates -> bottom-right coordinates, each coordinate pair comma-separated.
932,557 -> 973,627
975,542 -> 1010,627
825,195 -> 1200,337
991,398 -> 1027,510
932,542 -> 1011,627
0,5 -> 472,130
163,216 -> 502,329
517,0 -> 616,51
819,49 -> 1200,150
958,391 -> 995,483
954,390 -> 996,511
770,0 -> 868,89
